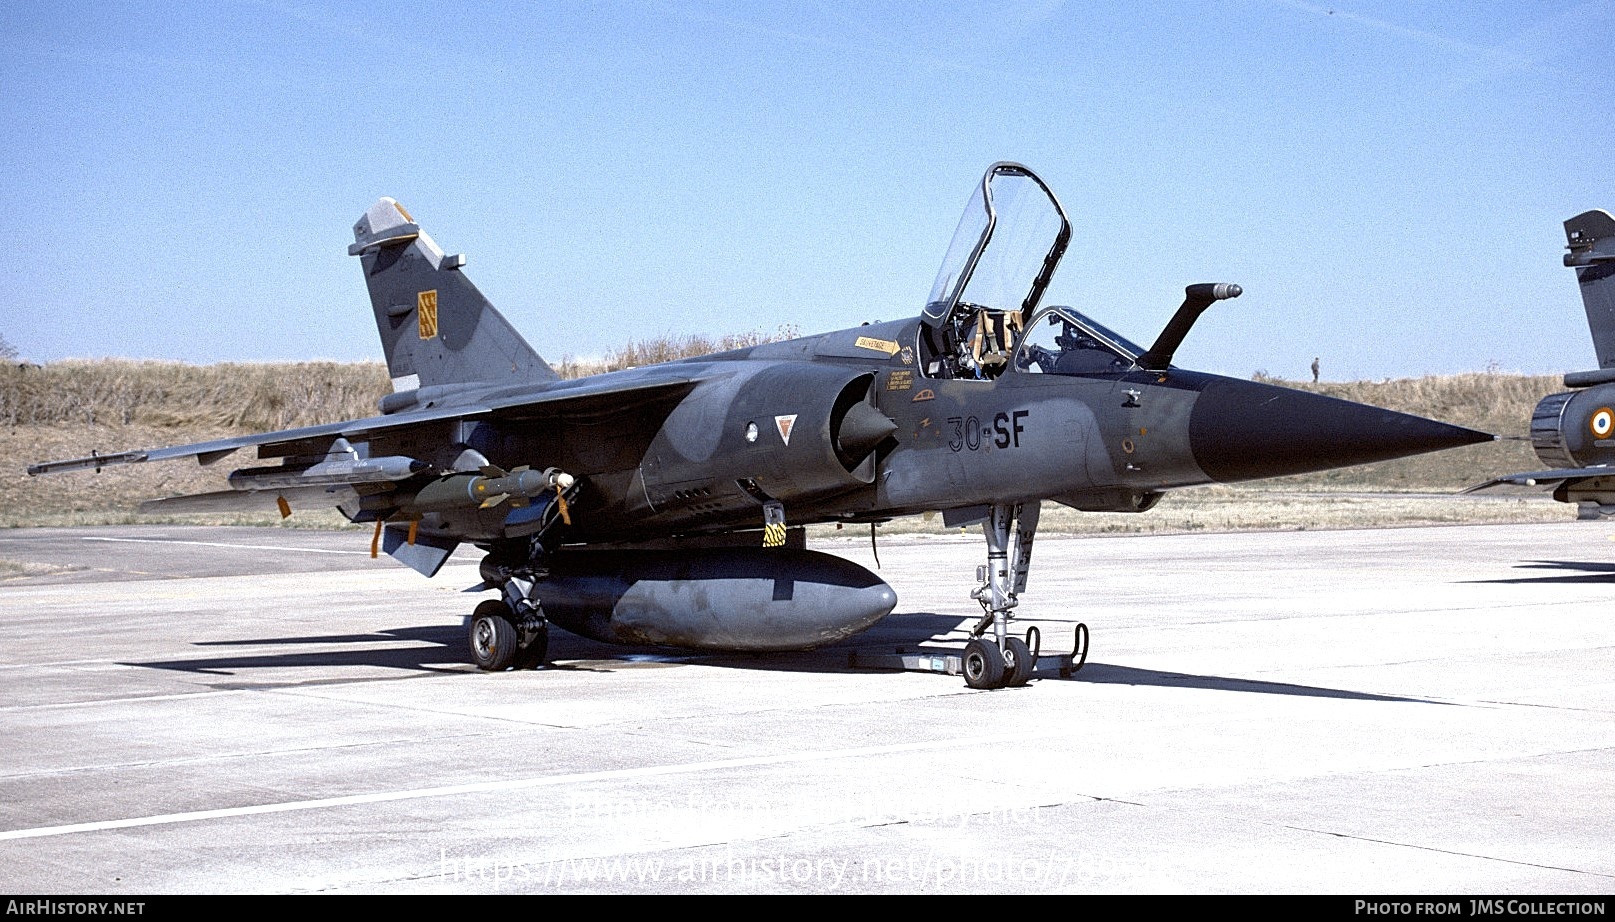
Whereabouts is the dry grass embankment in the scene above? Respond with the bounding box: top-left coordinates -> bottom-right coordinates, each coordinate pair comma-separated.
553,327 -> 797,378
0,350 -> 1576,533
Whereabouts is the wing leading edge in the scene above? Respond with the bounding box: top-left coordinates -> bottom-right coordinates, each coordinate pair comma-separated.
27,375 -> 700,478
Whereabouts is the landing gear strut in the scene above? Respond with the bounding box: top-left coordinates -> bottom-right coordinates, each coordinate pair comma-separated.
966,502 -> 1040,689
465,472 -> 578,672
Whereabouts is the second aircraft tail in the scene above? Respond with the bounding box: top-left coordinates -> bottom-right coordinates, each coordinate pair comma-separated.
1565,209 -> 1615,370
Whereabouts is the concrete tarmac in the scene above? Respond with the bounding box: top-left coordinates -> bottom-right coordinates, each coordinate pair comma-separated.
0,522 -> 1611,894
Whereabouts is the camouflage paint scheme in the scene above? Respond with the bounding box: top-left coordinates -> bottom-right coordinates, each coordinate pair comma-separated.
31,164 -> 1490,684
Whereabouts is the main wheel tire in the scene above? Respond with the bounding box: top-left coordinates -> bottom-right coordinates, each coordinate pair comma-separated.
469,605 -> 518,672
512,623 -> 550,670
1003,636 -> 1035,687
963,638 -> 1006,689
474,599 -> 512,620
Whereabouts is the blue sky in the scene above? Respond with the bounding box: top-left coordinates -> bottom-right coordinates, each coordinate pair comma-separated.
3,0 -> 1612,380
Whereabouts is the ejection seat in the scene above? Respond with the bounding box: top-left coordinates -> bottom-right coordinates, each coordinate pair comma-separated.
967,307 -> 1022,378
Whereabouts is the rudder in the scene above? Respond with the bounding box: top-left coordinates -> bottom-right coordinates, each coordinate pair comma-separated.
349,198 -> 557,396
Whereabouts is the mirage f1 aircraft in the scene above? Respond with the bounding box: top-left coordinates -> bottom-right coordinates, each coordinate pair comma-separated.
1465,209 -> 1615,517
30,163 -> 1491,687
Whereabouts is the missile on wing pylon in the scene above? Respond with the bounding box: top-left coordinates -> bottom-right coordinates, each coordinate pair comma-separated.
227,455 -> 428,491
409,466 -> 575,512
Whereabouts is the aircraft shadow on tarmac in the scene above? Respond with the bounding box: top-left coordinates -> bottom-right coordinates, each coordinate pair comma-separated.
1466,559 -> 1615,585
124,612 -> 1440,703
125,625 -> 472,679
1065,663 -> 1438,703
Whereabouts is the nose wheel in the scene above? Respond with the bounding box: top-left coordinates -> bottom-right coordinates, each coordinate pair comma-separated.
962,638 -> 1005,689
1002,635 -> 1035,687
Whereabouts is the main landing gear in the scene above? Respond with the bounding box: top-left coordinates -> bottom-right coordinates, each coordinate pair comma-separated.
468,571 -> 549,671
965,502 -> 1040,689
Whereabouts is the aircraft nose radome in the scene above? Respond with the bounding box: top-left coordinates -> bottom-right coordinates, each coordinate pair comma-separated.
1188,377 -> 1494,484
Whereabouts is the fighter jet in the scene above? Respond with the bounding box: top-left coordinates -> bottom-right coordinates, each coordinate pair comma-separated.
1464,209 -> 1615,518
29,163 -> 1491,687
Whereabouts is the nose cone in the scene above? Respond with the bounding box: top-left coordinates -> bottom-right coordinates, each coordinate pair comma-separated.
1189,377 -> 1494,483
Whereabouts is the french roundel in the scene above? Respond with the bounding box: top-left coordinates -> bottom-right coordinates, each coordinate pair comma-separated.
1591,407 -> 1615,439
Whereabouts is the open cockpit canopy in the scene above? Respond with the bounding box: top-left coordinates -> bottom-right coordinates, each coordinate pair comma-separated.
920,163 -> 1071,379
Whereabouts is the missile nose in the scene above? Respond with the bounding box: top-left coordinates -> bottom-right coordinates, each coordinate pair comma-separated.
1188,377 -> 1494,483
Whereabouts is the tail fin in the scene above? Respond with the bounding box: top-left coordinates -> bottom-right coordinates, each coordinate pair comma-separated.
349,198 -> 557,396
1565,209 -> 1615,370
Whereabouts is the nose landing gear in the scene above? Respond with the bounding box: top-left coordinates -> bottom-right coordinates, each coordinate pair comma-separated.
965,502 -> 1047,689
847,500 -> 1087,686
